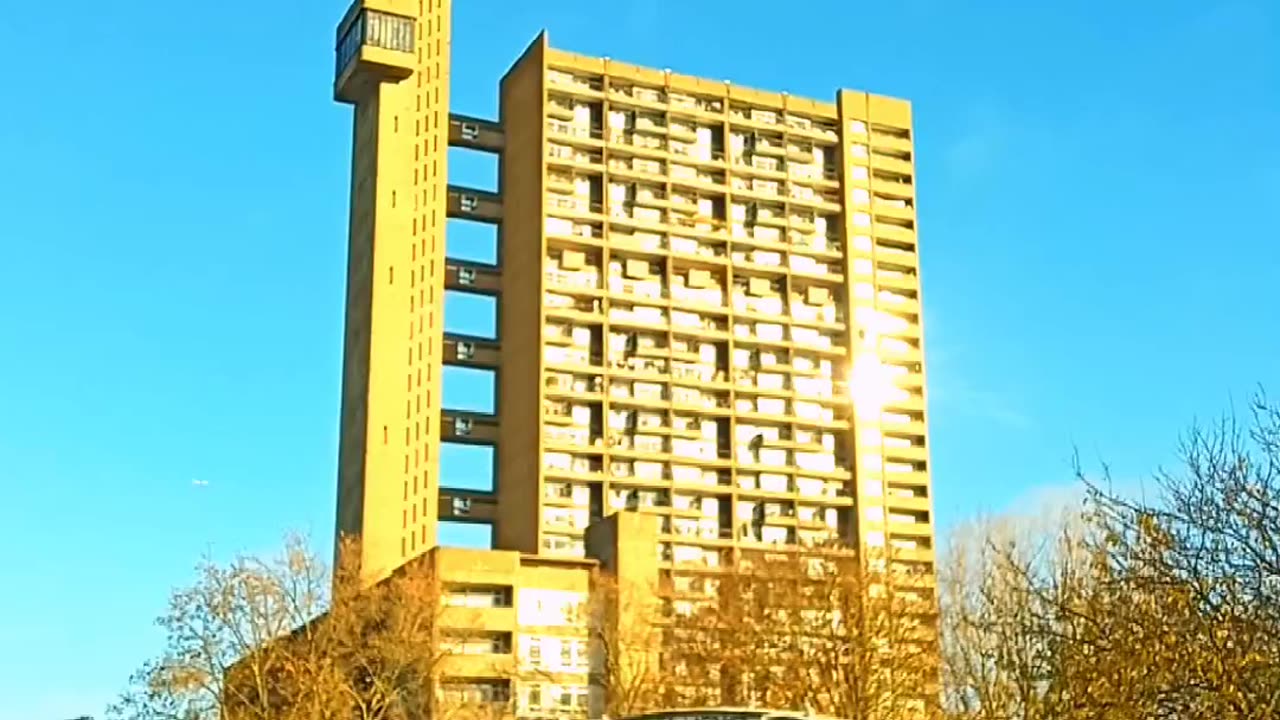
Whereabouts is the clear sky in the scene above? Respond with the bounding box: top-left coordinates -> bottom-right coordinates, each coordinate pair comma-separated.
0,0 -> 1276,717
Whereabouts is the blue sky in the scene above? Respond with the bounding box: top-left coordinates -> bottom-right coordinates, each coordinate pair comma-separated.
0,0 -> 1277,717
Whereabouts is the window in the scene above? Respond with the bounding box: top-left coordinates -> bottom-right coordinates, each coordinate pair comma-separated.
517,589 -> 585,626
442,632 -> 512,655
439,680 -> 510,705
552,684 -> 589,708
364,10 -> 414,52
560,640 -> 573,667
521,635 -> 544,666
335,9 -> 415,78
444,585 -> 512,608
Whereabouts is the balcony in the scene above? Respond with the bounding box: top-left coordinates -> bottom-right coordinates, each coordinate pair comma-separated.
888,544 -> 936,565
608,305 -> 669,330
875,269 -> 919,293
547,100 -> 576,122
880,465 -> 928,487
607,130 -> 667,156
544,343 -> 601,372
544,295 -> 602,324
668,123 -> 698,142
732,155 -> 786,180
873,200 -> 915,223
333,6 -> 415,103
786,145 -> 815,164
607,84 -> 667,110
730,108 -> 780,129
547,70 -> 604,96
546,194 -> 602,219
438,652 -> 516,680
870,151 -> 913,175
790,232 -> 841,255
632,189 -> 671,210
669,215 -> 727,238
544,373 -> 604,401
609,204 -> 666,229
547,143 -> 602,168
873,221 -> 916,244
547,120 -> 603,144
881,315 -> 922,341
607,156 -> 666,180
546,172 -> 576,194
874,246 -> 919,272
608,231 -> 666,256
871,130 -> 914,154
878,343 -> 923,366
545,267 -> 602,294
668,93 -> 725,118
871,176 -> 914,200
885,491 -> 931,514
884,443 -> 929,465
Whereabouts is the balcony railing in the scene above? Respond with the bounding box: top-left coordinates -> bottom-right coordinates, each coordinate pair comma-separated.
547,120 -> 604,140
335,9 -> 414,79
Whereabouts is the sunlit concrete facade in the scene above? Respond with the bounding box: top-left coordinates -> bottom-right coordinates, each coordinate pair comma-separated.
331,0 -> 934,600
431,512 -> 660,719
334,7 -> 934,590
332,0 -> 453,581
487,39 -> 935,593
331,0 -> 937,711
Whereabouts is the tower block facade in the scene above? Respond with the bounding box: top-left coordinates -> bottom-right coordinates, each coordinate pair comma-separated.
331,8 -> 936,599
333,0 -> 453,580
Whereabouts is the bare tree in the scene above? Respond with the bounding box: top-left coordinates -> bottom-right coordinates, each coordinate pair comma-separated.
1069,393 -> 1280,719
731,549 -> 938,720
939,393 -> 1280,720
589,547 -> 939,719
110,534 -> 447,720
939,509 -> 1094,720
587,569 -> 669,718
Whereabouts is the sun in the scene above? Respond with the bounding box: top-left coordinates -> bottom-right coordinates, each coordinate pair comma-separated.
848,308 -> 897,421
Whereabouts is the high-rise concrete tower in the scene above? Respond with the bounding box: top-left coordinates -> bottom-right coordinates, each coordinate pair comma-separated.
332,0 -> 453,579
332,5 -> 935,594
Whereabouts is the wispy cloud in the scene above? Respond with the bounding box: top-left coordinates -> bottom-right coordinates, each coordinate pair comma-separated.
997,479 -> 1086,519
926,344 -> 1032,430
941,102 -> 1011,184
931,380 -> 1032,430
994,470 -> 1157,523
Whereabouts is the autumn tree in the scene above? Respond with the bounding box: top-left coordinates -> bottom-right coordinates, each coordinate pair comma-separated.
1066,393 -> 1280,718
939,393 -> 1280,720
939,508 -> 1095,720
590,547 -> 939,720
587,569 -> 669,718
109,534 -> 447,720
